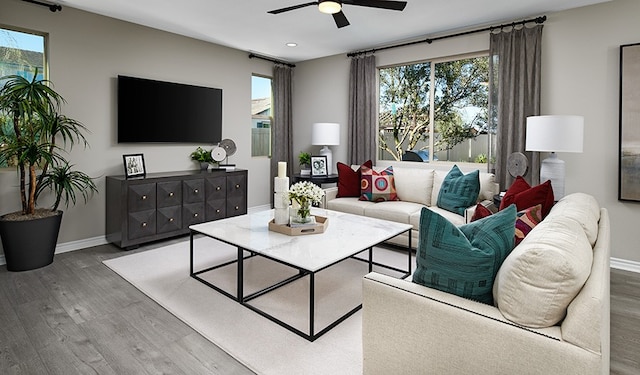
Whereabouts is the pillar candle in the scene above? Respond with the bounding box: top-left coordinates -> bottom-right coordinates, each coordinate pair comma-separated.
278,161 -> 287,178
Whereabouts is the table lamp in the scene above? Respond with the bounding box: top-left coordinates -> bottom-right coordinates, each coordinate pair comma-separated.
525,115 -> 584,200
311,122 -> 340,175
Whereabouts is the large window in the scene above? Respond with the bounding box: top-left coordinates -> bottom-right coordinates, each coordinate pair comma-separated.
251,75 -> 272,157
1,26 -> 47,167
378,54 -> 490,165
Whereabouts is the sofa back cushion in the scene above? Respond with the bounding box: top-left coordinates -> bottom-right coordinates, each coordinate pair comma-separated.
544,192 -> 600,246
392,167 -> 434,206
412,205 -> 516,304
493,216 -> 593,328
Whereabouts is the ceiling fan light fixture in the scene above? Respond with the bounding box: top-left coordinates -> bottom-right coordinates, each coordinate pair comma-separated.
318,0 -> 341,14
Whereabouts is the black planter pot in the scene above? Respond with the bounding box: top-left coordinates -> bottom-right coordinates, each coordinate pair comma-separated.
0,211 -> 63,272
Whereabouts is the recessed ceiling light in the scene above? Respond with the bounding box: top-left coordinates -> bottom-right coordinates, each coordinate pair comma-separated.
286,42 -> 298,47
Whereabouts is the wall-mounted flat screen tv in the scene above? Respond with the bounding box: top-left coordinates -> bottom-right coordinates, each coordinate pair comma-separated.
117,75 -> 222,143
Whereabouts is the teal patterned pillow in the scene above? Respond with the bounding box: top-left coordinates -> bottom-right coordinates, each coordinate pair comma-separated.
412,205 -> 516,304
437,165 -> 480,215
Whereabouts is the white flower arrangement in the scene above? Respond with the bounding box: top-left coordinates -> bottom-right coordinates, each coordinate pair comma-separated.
288,181 -> 325,205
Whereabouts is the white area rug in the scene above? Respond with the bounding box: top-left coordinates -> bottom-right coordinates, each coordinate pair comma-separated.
103,236 -> 413,375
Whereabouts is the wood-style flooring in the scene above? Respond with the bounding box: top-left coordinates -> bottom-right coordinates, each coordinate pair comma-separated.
0,243 -> 638,374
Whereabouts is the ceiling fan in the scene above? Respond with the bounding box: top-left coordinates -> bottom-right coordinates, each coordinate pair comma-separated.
268,0 -> 408,28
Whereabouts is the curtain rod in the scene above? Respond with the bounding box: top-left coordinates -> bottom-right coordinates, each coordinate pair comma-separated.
347,15 -> 546,57
21,0 -> 62,12
248,53 -> 296,68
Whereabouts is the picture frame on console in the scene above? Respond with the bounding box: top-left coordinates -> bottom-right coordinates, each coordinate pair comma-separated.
311,156 -> 327,177
618,42 -> 640,201
123,153 -> 146,179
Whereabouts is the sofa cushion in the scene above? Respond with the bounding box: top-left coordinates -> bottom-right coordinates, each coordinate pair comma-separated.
364,201 -> 423,224
336,160 -> 373,198
360,166 -> 398,202
326,197 -> 375,216
493,217 -> 593,328
436,165 -> 480,216
412,205 -> 516,304
545,192 -> 600,246
500,176 -> 554,217
472,203 -> 543,246
393,167 -> 434,206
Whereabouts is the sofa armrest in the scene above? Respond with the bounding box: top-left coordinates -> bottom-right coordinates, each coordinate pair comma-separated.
362,272 -> 603,375
321,187 -> 338,208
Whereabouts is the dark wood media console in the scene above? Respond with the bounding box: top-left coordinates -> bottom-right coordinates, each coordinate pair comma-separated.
106,169 -> 247,249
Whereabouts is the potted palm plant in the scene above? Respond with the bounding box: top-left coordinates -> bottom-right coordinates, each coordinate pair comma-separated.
0,71 -> 97,272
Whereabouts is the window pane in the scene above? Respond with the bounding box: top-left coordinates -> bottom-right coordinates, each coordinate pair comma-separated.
433,57 -> 489,163
378,63 -> 431,161
1,27 -> 46,168
251,75 -> 272,157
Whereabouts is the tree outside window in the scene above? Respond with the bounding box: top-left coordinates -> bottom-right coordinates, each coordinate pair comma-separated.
251,75 -> 272,157
378,55 -> 490,164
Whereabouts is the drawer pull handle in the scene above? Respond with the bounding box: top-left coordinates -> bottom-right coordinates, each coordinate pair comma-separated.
193,213 -> 198,218
216,186 -> 221,191
141,222 -> 147,227
169,192 -> 174,197
216,209 -> 220,213
142,195 -> 147,200
169,218 -> 174,222
194,189 -> 199,194
235,184 -> 240,189
235,206 -> 239,210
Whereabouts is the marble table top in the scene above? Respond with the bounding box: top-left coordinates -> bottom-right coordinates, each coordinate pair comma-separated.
189,208 -> 412,272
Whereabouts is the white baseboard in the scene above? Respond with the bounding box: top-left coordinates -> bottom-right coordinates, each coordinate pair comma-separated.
611,257 -> 640,274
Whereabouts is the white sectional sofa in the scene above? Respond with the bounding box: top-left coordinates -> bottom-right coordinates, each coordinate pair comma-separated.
322,162 -> 499,248
362,193 -> 610,374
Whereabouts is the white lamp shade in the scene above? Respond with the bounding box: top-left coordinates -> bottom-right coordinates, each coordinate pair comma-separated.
311,123 -> 340,146
525,115 -> 584,153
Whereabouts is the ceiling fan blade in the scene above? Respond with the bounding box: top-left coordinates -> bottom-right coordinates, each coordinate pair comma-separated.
268,2 -> 318,14
343,0 -> 407,11
332,11 -> 350,28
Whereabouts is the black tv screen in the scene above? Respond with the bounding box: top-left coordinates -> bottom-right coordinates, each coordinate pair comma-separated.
117,75 -> 222,143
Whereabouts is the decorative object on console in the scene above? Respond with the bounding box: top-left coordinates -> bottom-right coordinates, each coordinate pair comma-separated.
436,165 -> 480,216
336,160 -> 372,197
191,147 -> 214,170
359,165 -> 397,202
273,161 -> 289,225
412,205 -> 517,305
288,181 -> 325,224
525,115 -> 584,200
499,175 -> 555,217
507,151 -> 528,178
218,138 -> 237,170
311,122 -> 340,175
123,153 -> 146,178
311,155 -> 328,177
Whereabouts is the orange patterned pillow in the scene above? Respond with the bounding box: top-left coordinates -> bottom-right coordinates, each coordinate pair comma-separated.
359,166 -> 398,202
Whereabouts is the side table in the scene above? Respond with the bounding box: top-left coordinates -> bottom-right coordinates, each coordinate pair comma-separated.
293,173 -> 339,187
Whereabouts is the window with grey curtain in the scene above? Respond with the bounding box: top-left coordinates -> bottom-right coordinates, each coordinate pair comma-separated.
348,54 -> 377,164
271,64 -> 293,205
489,25 -> 543,190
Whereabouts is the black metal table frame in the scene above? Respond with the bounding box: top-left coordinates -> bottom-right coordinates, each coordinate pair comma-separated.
189,228 -> 412,342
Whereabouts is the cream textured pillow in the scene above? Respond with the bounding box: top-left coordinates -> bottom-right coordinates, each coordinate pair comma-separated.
393,167 -> 434,206
493,217 -> 593,328
545,192 -> 600,246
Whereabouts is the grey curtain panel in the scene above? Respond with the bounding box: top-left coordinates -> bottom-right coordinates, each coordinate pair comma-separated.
489,25 -> 543,190
348,54 -> 377,165
271,64 -> 294,206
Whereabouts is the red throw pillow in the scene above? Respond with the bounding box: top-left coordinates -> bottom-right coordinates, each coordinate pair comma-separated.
470,203 -> 493,221
499,176 -> 554,217
336,160 -> 373,198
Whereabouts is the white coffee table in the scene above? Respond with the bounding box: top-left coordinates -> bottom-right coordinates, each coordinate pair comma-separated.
189,208 -> 412,341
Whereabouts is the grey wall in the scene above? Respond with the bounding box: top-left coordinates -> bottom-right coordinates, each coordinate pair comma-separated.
0,1 -> 273,247
293,0 -> 640,265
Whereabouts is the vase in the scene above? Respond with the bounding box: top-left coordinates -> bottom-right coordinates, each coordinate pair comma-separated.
292,198 -> 312,224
